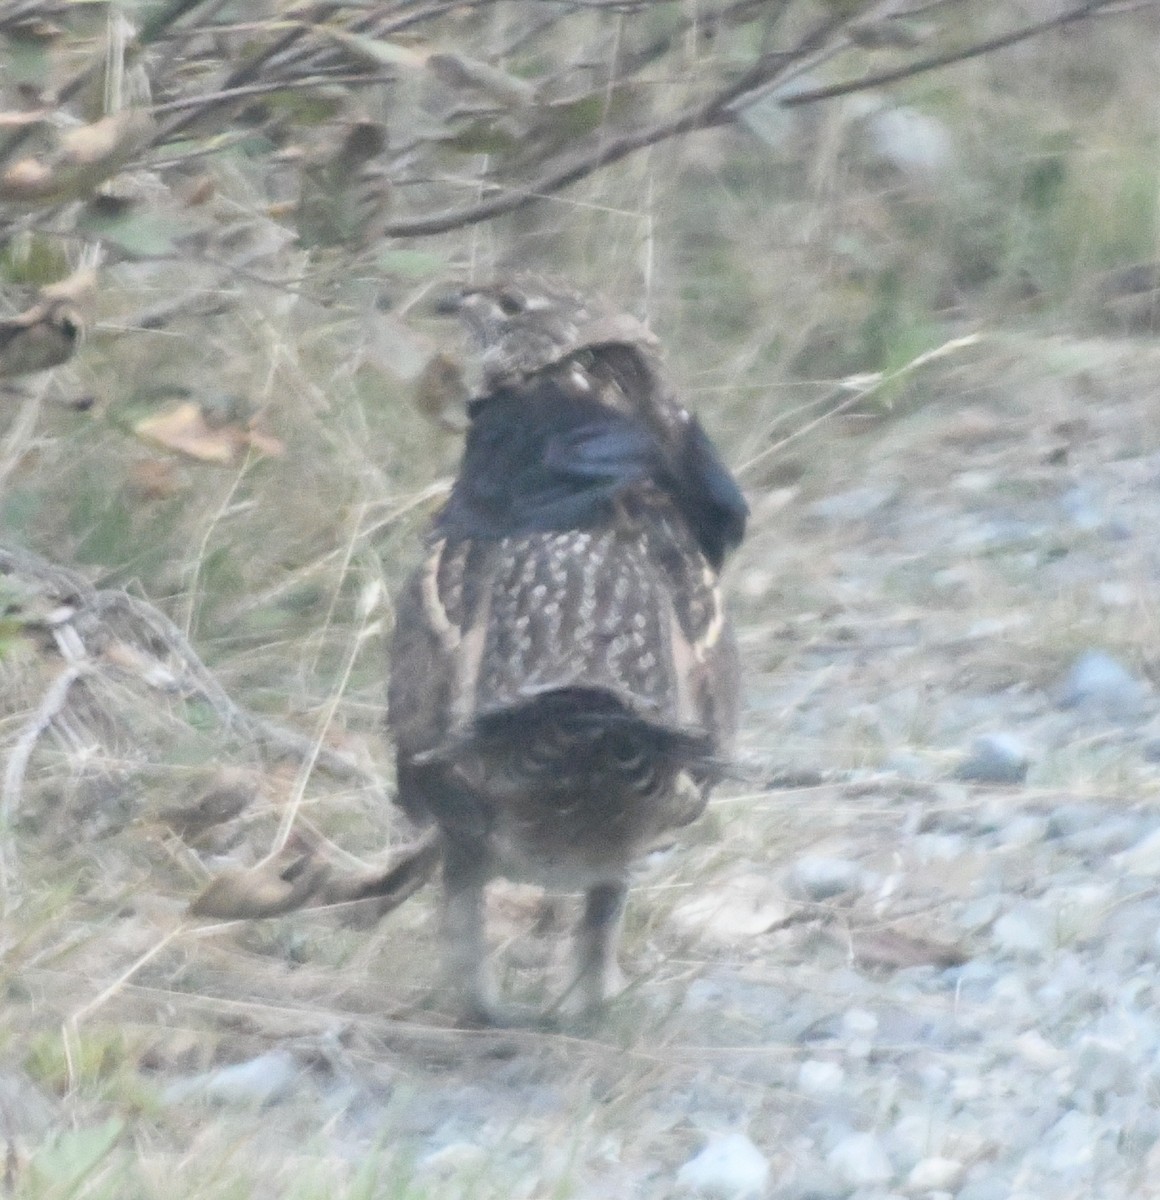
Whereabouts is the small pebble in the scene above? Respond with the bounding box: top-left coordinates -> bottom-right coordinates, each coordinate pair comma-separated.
1114,826 -> 1160,877
992,904 -> 1055,956
956,1181 -> 1013,1200
842,1008 -> 879,1039
787,856 -> 864,901
1046,802 -> 1102,837
913,833 -> 968,862
420,1142 -> 489,1175
1050,882 -> 1114,942
1058,650 -> 1149,720
808,485 -> 898,523
906,1156 -> 964,1192
163,1051 -> 299,1107
798,1060 -> 844,1096
826,1131 -> 894,1188
1059,485 -> 1103,530
1097,581 -> 1133,607
997,814 -> 1049,848
1042,1110 -> 1098,1171
676,1132 -> 770,1198
1059,814 -> 1147,856
1012,1030 -> 1066,1069
1074,1034 -> 1138,1097
954,732 -> 1031,784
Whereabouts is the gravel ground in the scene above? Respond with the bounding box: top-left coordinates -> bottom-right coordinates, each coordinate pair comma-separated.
7,335 -> 1160,1199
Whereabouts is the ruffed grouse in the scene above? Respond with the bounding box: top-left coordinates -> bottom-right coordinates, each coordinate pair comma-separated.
388,277 -> 747,1023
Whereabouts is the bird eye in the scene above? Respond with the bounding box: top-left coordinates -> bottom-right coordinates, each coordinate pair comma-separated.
497,291 -> 525,316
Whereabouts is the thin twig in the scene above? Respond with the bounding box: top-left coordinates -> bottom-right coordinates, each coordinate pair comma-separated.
1,663 -> 85,825
379,0 -> 1122,238
779,0 -> 1125,107
382,13 -> 847,238
149,71 -> 390,116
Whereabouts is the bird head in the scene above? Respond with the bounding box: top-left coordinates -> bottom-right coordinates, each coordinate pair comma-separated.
435,276 -> 748,565
437,275 -> 660,384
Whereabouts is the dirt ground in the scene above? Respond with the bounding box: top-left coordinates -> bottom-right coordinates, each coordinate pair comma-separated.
6,331 -> 1160,1199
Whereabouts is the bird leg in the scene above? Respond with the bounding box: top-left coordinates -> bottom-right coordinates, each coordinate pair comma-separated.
564,881 -> 628,1018
439,837 -> 498,1024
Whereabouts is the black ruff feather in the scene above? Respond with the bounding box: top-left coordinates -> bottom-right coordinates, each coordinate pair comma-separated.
438,376 -> 748,568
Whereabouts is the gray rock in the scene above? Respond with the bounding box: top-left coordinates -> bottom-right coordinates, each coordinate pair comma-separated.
1073,1035 -> 1139,1098
1097,581 -> 1134,608
826,1131 -> 894,1188
1059,814 -> 1148,856
1113,825 -> 1160,877
997,814 -> 1049,848
842,1008 -> 879,1040
1059,485 -> 1103,531
956,1180 -> 1014,1200
163,1051 -> 300,1107
420,1142 -> 490,1176
1046,802 -> 1104,837
882,750 -> 935,780
954,732 -> 1031,784
1058,650 -> 1149,720
906,1156 -> 965,1192
676,1132 -> 770,1198
787,855 -> 864,901
807,485 -> 898,524
1041,1110 -> 1101,1172
798,1060 -> 845,1096
992,904 -> 1056,956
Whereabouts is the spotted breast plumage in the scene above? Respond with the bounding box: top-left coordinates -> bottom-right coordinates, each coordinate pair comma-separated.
388,277 -> 747,1023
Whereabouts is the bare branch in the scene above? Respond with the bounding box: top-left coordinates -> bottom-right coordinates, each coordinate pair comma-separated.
382,11 -> 847,238
149,71 -> 391,117
781,0 -> 1126,107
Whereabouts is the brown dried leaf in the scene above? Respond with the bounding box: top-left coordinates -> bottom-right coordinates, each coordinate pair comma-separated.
58,110 -> 155,168
189,858 -> 330,920
672,872 -> 791,946
40,266 -> 98,307
0,109 -> 50,128
135,403 -> 235,463
134,402 -> 284,463
0,110 -> 154,207
0,158 -> 54,202
127,458 -> 184,500
412,351 -> 468,430
100,640 -> 178,690
245,427 -> 286,458
161,771 -> 256,840
188,834 -> 439,921
182,175 -> 216,206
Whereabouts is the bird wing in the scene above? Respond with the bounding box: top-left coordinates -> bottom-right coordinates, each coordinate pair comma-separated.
389,505 -> 731,752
